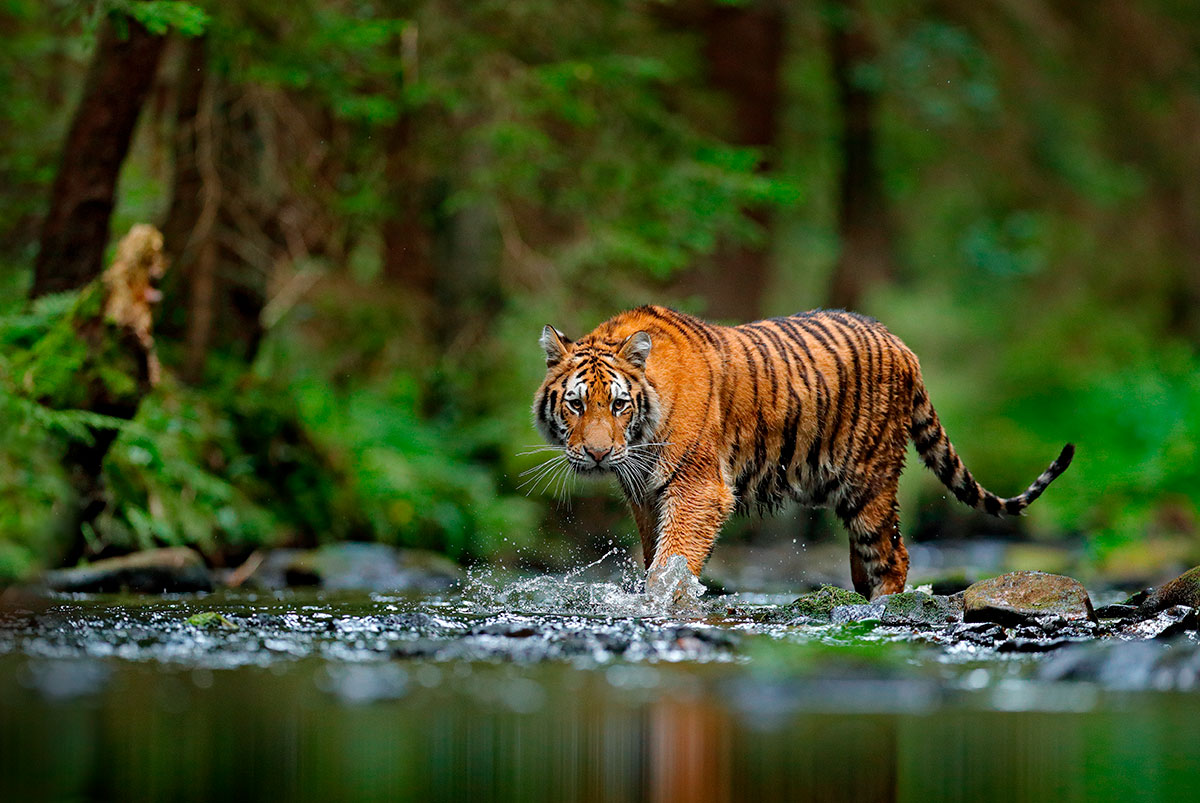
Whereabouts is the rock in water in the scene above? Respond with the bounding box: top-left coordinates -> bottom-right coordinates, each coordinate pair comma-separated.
786,585 -> 869,622
1138,566 -> 1200,616
233,544 -> 465,592
826,591 -> 960,629
963,571 -> 1097,626
830,602 -> 885,624
1093,603 -> 1141,620
1117,606 -> 1198,640
290,544 -> 464,592
44,547 -> 212,594
945,622 -> 1005,647
877,591 -> 962,627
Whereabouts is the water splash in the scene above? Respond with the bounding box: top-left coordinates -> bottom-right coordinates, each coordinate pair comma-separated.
645,555 -> 706,614
456,549 -> 706,619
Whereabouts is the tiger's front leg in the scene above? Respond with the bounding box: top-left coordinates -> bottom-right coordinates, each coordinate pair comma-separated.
629,498 -> 659,570
645,470 -> 734,598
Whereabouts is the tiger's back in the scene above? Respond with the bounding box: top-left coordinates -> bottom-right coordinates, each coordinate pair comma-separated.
715,310 -> 918,517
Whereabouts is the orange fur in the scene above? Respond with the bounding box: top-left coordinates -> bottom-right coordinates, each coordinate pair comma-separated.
533,306 -> 1073,599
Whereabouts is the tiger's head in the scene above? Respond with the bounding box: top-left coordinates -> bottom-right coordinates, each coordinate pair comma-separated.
533,325 -> 661,478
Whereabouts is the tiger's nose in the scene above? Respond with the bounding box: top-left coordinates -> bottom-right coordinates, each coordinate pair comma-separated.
584,446 -> 611,464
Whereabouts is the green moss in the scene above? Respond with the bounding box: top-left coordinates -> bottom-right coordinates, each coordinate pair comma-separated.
186,611 -> 239,630
786,585 -> 869,621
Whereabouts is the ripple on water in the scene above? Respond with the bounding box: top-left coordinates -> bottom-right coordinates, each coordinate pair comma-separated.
3,553 -> 1199,700
0,552 -> 746,671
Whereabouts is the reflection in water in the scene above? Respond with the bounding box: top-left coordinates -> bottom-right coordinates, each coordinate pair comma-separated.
4,657 -> 1200,801
649,696 -> 729,803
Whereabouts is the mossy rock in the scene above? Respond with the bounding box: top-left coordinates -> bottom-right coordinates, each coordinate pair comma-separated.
877,591 -> 961,627
786,585 -> 869,622
963,571 -> 1096,626
1138,566 -> 1200,616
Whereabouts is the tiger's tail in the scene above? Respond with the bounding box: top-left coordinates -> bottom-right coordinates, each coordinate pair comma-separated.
909,381 -> 1074,516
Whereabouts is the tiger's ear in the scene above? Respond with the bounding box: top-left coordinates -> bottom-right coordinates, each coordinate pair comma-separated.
619,331 -> 652,369
539,325 -> 571,366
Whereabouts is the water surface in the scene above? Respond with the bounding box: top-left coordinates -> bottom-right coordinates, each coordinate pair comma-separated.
2,560 -> 1198,801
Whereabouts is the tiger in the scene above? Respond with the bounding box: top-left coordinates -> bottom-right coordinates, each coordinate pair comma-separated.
531,305 -> 1074,600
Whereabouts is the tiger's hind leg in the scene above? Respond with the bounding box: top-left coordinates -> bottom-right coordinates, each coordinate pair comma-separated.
837,480 -> 909,600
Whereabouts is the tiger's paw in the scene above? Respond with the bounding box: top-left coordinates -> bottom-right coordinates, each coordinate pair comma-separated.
646,554 -> 706,613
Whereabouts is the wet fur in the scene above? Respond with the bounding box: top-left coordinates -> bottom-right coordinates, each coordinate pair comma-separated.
533,305 -> 1074,599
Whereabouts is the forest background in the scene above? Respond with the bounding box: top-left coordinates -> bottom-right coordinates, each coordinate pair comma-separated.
1,0 -> 1198,584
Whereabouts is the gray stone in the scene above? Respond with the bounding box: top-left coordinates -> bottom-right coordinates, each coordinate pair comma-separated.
997,636 -> 1086,654
945,622 -> 1005,646
1038,639 -> 1200,691
831,601 -> 886,624
1032,614 -> 1099,638
471,621 -> 540,638
242,544 -> 464,592
1118,606 -> 1198,640
876,591 -> 962,627
1094,603 -> 1140,620
43,547 -> 212,594
229,548 -> 309,588
963,570 -> 1097,626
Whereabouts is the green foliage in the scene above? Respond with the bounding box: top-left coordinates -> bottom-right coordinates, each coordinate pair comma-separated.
99,378 -> 290,553
201,0 -> 796,281
1,290 -> 134,446
215,3 -> 407,122
0,294 -> 90,580
257,287 -> 543,558
2,0 -> 1200,582
0,7 -> 82,271
94,298 -> 544,561
121,2 -> 210,37
1006,343 -> 1200,555
0,280 -> 544,576
0,395 -> 71,581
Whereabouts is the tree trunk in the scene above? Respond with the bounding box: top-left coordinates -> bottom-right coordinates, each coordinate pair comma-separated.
382,116 -> 435,298
827,0 -> 896,311
31,16 -> 168,298
160,36 -> 224,383
157,35 -> 218,383
160,39 -> 272,381
668,1 -> 785,322
702,2 -> 786,321
162,38 -> 208,251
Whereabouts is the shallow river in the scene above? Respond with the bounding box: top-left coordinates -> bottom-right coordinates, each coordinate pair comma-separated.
2,561 -> 1198,801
